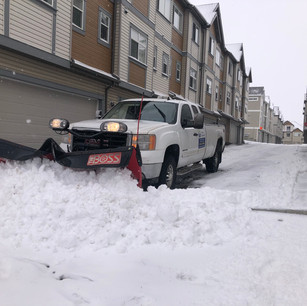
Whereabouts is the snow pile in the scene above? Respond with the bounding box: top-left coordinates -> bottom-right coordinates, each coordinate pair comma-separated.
1,142 -> 307,305
0,159 -> 255,254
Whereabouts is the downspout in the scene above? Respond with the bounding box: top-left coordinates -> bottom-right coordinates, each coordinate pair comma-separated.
198,26 -> 206,106
104,84 -> 113,114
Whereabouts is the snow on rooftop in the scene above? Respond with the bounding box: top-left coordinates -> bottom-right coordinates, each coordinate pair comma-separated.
73,59 -> 118,80
196,3 -> 218,25
226,43 -> 243,62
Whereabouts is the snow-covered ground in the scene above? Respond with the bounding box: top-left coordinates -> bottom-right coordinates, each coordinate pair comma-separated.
0,142 -> 307,305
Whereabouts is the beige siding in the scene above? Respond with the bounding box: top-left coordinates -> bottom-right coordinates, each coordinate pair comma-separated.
10,0 -> 53,53
148,0 -> 156,23
152,39 -> 170,95
0,0 -> 4,35
0,49 -> 106,96
155,13 -> 172,42
55,0 -> 71,60
118,6 -> 155,91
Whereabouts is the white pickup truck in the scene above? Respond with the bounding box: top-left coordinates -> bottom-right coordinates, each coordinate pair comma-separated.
61,98 -> 225,189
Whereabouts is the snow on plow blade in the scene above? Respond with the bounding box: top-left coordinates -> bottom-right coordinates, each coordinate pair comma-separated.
0,138 -> 143,187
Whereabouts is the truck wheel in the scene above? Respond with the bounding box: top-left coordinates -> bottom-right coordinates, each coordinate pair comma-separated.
159,155 -> 177,189
205,145 -> 221,173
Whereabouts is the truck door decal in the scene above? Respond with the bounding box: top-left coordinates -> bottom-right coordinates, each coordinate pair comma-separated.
198,137 -> 206,148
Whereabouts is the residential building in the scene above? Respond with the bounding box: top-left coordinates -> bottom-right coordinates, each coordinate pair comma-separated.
282,121 -> 303,144
0,0 -> 252,147
245,87 -> 283,143
0,0 -> 116,148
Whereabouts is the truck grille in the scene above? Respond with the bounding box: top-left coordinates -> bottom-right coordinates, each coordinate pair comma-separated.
71,130 -> 128,151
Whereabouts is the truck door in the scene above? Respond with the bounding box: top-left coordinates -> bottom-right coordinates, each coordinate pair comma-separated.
180,104 -> 199,163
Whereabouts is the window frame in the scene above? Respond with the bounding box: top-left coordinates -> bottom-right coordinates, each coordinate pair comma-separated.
162,52 -> 169,77
72,0 -> 86,34
176,61 -> 181,82
158,0 -> 171,20
228,60 -> 233,76
173,4 -> 183,34
153,46 -> 157,70
130,26 -> 148,65
215,85 -> 219,101
98,7 -> 111,47
227,91 -> 231,104
206,77 -> 212,95
189,68 -> 197,90
209,36 -> 215,56
192,22 -> 199,45
41,0 -> 53,6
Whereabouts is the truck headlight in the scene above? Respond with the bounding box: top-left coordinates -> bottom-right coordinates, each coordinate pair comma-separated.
101,121 -> 127,132
132,135 -> 156,150
49,118 -> 70,130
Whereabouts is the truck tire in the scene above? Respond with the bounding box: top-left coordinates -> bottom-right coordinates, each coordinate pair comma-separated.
158,155 -> 177,189
205,144 -> 222,173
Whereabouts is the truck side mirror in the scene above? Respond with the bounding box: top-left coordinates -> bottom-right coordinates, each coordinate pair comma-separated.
181,119 -> 194,128
194,113 -> 204,129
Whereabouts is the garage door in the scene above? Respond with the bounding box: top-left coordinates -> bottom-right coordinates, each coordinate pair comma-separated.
0,78 -> 98,148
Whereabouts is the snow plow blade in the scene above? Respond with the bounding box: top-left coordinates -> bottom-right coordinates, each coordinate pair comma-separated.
0,138 -> 143,187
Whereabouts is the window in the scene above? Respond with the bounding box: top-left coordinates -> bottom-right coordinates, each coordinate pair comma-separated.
235,97 -> 239,109
192,23 -> 199,44
99,9 -> 111,45
181,104 -> 193,127
162,53 -> 169,76
189,68 -> 197,90
228,60 -> 233,76
153,46 -> 157,70
192,105 -> 199,115
237,69 -> 240,81
215,86 -> 219,101
216,49 -> 220,66
176,61 -> 181,81
158,0 -> 171,20
206,77 -> 212,94
286,126 -> 291,131
227,91 -> 231,104
130,27 -> 147,64
73,0 -> 85,29
220,55 -> 224,70
42,0 -> 53,5
173,5 -> 183,33
209,37 -> 215,55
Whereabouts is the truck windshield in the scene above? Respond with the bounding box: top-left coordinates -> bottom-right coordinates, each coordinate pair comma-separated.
103,101 -> 178,124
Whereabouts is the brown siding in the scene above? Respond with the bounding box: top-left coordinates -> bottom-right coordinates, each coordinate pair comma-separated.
172,28 -> 183,50
169,49 -> 182,95
72,0 -> 113,73
208,55 -> 214,70
218,83 -> 223,110
129,61 -> 146,88
172,0 -> 184,50
205,93 -> 211,109
132,0 -> 149,17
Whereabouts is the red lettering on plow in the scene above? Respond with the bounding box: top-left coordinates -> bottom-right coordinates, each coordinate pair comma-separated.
87,152 -> 121,166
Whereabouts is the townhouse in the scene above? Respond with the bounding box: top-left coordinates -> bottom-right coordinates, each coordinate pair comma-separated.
282,121 -> 303,144
0,0 -> 118,148
0,0 -> 252,147
245,86 -> 283,143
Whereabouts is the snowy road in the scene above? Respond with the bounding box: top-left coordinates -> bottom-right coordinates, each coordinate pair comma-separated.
0,142 -> 307,305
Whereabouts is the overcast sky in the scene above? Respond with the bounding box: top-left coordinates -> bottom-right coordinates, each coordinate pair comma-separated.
190,0 -> 307,129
